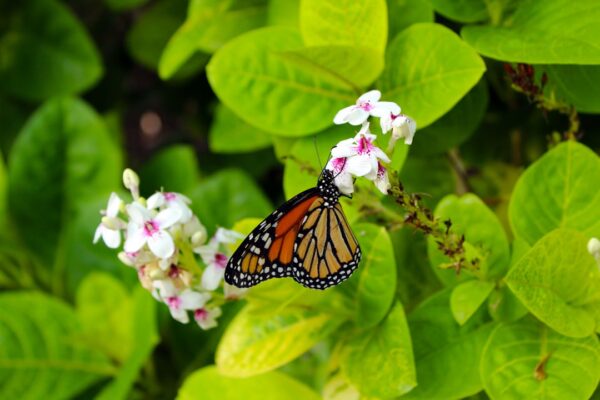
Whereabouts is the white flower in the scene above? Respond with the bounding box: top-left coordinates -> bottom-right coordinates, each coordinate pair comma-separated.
334,90 -> 400,126
213,227 -> 243,244
195,228 -> 242,290
147,191 -> 193,223
327,123 -> 391,195
124,202 -> 181,259
380,112 -> 417,145
184,216 -> 207,245
588,238 -> 600,264
94,192 -> 124,248
374,162 -> 391,194
325,157 -> 354,195
152,277 -> 178,300
194,306 -> 222,330
164,290 -> 211,324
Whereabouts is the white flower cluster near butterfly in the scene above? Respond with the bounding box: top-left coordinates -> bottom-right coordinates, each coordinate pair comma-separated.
94,169 -> 245,330
327,90 -> 416,195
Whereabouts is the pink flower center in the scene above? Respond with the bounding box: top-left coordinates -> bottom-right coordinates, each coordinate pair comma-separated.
331,157 -> 346,173
215,253 -> 228,268
390,112 -> 399,120
144,220 -> 160,236
165,192 -> 177,201
356,135 -> 374,154
166,296 -> 181,310
358,101 -> 373,112
138,265 -> 146,279
377,163 -> 386,178
194,308 -> 208,321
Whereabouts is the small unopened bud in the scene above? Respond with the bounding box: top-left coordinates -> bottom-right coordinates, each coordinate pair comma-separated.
149,267 -> 165,280
192,230 -> 207,247
118,252 -> 134,267
123,168 -> 140,199
588,238 -> 600,261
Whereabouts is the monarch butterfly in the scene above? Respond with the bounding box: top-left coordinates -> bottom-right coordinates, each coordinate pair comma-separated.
224,169 -> 361,290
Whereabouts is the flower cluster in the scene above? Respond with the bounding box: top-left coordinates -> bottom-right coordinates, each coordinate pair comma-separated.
94,169 -> 245,330
328,90 -> 416,195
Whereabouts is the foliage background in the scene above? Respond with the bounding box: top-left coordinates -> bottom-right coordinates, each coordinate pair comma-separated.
1,0 -> 600,399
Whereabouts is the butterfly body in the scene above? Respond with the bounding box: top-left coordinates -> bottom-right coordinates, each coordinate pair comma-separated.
225,170 -> 361,290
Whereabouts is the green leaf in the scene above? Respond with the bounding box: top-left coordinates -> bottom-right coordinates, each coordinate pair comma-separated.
207,27 -> 356,136
126,0 -> 192,71
481,318 -> 600,400
0,1 -> 102,101
340,223 -> 396,329
505,228 -> 600,338
404,289 -> 495,399
0,292 -> 114,399
487,284 -> 528,323
8,97 -> 121,264
378,23 -> 486,129
216,303 -> 338,377
399,154 -> 455,208
462,0 -> 600,64
76,273 -> 134,362
541,65 -> 600,114
281,45 -> 384,88
387,0 -> 433,40
159,0 -> 267,79
0,153 -> 6,228
451,280 -> 495,325
177,366 -> 321,400
189,169 -> 272,234
105,0 -> 148,12
140,144 -> 201,194
428,194 -> 510,285
0,96 -> 28,156
96,288 -> 158,400
411,81 -> 488,156
267,0 -> 300,27
209,104 -> 273,154
341,301 -> 415,398
299,0 -> 388,53
509,141 -> 600,245
428,0 -> 488,23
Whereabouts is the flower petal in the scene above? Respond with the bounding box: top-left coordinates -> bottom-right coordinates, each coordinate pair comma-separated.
126,203 -> 150,225
106,192 -> 122,217
93,225 -> 103,244
334,172 -> 355,195
345,155 -> 374,177
102,228 -> 121,249
370,101 -> 401,117
331,145 -> 358,158
168,306 -> 190,324
124,224 -> 146,253
201,265 -> 224,291
153,279 -> 178,298
155,207 -> 182,229
346,108 -> 369,126
372,146 -> 391,163
146,192 -> 165,210
358,90 -> 381,103
333,105 -> 356,124
147,231 -> 175,258
179,290 -> 210,310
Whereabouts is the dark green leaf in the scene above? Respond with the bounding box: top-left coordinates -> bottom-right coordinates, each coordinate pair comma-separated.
8,98 -> 121,265
209,104 -> 273,154
387,0 -> 433,40
0,0 -> 102,100
0,291 -> 114,399
140,144 -> 201,195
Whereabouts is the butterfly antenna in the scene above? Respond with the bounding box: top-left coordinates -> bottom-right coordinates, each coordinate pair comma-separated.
313,136 -> 324,175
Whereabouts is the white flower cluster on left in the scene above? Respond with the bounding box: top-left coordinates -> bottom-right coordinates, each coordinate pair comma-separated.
94,169 -> 245,330
327,90 -> 417,196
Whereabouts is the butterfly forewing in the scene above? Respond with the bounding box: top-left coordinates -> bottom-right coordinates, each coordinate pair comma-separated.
224,170 -> 361,290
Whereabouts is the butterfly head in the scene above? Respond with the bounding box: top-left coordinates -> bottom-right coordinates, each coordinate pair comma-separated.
317,169 -> 341,206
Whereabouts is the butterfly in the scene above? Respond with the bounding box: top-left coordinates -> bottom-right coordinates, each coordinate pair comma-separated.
224,169 -> 361,290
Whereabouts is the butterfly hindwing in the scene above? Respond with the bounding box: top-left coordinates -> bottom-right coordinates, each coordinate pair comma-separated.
224,169 -> 362,290
224,188 -> 319,288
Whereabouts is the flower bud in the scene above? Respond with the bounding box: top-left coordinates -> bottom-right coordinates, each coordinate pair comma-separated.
101,216 -> 123,230
588,237 -> 600,260
149,266 -> 166,280
191,230 -> 207,247
123,168 -> 140,198
118,251 -> 134,266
